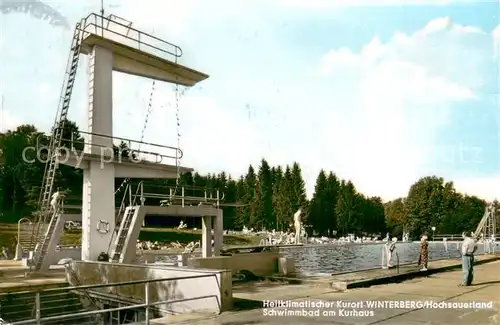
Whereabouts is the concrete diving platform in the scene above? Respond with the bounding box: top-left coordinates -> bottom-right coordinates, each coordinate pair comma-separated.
79,13 -> 209,86
61,151 -> 192,178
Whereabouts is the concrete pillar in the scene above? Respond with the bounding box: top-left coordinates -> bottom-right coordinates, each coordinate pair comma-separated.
86,46 -> 114,155
213,209 -> 223,256
81,45 -> 115,261
202,216 -> 212,257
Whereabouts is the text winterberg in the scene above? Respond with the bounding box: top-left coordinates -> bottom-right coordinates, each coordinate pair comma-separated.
262,300 -> 493,310
365,300 -> 493,309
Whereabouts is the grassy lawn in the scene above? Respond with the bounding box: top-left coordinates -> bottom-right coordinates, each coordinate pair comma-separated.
0,223 -> 263,250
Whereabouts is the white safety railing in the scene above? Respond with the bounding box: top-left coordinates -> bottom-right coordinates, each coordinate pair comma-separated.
81,13 -> 182,60
127,182 -> 226,208
33,129 -> 184,166
6,273 -> 219,325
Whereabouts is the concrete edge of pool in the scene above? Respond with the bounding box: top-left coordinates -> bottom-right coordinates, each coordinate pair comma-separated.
261,254 -> 500,291
344,254 -> 500,289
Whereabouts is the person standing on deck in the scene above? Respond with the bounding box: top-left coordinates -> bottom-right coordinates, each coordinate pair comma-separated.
418,232 -> 429,271
459,231 -> 477,286
386,238 -> 397,268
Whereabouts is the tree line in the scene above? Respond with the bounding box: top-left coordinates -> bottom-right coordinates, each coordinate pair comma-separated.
0,121 -> 491,238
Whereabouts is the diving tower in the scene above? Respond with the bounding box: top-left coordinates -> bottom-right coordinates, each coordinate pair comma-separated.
475,204 -> 497,240
29,13 -> 220,271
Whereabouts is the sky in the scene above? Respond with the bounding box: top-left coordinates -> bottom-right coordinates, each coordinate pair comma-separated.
0,0 -> 499,202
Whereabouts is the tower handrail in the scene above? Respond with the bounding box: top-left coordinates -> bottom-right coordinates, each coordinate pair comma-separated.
63,129 -> 183,162
82,13 -> 183,60
116,183 -> 131,221
142,189 -> 225,201
130,182 -> 225,196
123,181 -> 227,207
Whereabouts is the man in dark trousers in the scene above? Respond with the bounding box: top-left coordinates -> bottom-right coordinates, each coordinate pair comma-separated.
459,231 -> 477,286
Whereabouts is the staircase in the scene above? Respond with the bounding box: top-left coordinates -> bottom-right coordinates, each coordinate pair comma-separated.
18,224 -> 47,254
110,207 -> 138,263
18,224 -> 34,253
30,20 -> 85,270
0,290 -> 91,324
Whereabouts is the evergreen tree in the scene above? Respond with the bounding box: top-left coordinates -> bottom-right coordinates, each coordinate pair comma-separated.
325,172 -> 340,236
308,170 -> 328,235
224,176 -> 238,229
290,162 -> 308,212
256,159 -> 273,230
335,180 -> 358,235
273,166 -> 294,230
235,176 -> 247,229
271,166 -> 284,229
244,165 -> 258,228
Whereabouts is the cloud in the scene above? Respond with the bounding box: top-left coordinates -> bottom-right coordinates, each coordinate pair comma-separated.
0,109 -> 22,132
313,17 -> 491,200
276,0 -> 476,9
493,25 -> 500,58
454,177 -> 500,202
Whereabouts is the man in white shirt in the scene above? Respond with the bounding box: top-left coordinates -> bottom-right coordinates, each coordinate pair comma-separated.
50,190 -> 60,211
459,231 -> 477,286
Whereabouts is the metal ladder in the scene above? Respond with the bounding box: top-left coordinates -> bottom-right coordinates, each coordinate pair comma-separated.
484,207 -> 496,239
30,20 -> 85,266
475,205 -> 491,237
110,206 -> 137,262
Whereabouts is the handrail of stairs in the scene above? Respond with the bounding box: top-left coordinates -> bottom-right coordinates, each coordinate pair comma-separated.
29,264 -> 101,321
107,182 -> 131,254
107,181 -> 143,254
117,183 -> 131,225
65,266 -> 102,310
11,273 -> 219,325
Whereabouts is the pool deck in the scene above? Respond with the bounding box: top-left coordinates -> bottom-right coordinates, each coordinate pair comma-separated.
151,255 -> 500,324
0,260 -> 67,293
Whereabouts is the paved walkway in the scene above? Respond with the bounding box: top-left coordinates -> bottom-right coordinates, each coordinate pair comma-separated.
165,260 -> 500,324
